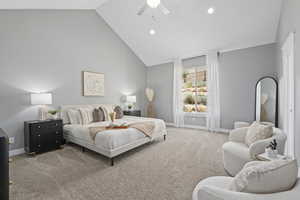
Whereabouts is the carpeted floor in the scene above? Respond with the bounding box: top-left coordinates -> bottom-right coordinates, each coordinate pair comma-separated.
10,127 -> 228,200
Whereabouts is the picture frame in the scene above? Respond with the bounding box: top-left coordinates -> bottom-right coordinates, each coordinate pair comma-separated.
82,71 -> 105,96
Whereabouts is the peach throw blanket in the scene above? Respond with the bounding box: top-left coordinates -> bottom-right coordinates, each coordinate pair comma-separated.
88,121 -> 155,141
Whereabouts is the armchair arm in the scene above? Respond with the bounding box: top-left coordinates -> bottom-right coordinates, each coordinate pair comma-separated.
249,132 -> 287,159
193,186 -> 225,200
229,127 -> 248,143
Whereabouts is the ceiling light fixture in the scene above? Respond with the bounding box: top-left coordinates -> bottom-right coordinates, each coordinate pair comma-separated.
149,29 -> 156,35
207,7 -> 215,14
147,0 -> 161,8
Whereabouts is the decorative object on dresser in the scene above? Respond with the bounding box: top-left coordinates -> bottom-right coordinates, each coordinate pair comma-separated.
82,71 -> 105,96
0,129 -> 9,200
126,95 -> 136,110
30,93 -> 53,120
123,110 -> 141,117
24,119 -> 63,155
146,88 -> 156,118
47,109 -> 61,120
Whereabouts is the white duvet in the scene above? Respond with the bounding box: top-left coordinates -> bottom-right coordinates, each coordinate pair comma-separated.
64,116 -> 167,150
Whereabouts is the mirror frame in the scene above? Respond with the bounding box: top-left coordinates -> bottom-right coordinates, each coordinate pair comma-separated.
254,76 -> 279,127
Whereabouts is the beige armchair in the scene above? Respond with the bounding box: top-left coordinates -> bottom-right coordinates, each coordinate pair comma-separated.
222,127 -> 286,176
193,176 -> 300,200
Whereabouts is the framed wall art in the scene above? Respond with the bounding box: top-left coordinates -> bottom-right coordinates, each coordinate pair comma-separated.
82,71 -> 105,96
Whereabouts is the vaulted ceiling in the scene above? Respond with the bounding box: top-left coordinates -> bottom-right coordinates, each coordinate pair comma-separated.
1,0 -> 282,66
0,0 -> 107,9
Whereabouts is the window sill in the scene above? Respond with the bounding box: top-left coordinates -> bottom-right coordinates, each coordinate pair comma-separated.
184,112 -> 207,118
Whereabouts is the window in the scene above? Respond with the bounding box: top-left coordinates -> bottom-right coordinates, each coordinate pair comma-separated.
182,66 -> 207,113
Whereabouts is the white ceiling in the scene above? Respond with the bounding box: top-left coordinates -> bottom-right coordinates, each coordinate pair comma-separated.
97,0 -> 282,66
0,0 -> 107,9
0,0 -> 282,66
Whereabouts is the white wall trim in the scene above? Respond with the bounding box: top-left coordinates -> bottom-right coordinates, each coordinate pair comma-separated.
9,148 -> 25,157
165,122 -> 230,134
165,122 -> 175,127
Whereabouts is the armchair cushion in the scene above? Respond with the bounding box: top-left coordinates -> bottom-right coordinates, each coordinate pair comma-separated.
229,160 -> 298,194
245,122 -> 273,146
229,127 -> 248,143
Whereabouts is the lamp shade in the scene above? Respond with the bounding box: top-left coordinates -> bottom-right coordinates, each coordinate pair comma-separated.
126,95 -> 136,103
30,93 -> 52,105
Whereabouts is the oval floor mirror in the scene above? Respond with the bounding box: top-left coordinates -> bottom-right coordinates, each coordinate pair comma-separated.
255,76 -> 278,127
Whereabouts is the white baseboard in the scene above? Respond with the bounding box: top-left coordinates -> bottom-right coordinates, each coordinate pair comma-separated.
214,128 -> 231,134
165,122 -> 175,127
9,148 -> 25,157
182,124 -> 208,131
165,122 -> 231,134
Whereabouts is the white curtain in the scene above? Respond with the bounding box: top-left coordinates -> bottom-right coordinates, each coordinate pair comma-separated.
173,58 -> 185,127
206,51 -> 221,131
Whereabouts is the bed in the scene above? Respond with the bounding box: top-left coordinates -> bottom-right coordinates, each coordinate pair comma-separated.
61,104 -> 167,165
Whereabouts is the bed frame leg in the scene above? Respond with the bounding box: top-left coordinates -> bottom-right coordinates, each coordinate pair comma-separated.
82,147 -> 85,152
110,158 -> 114,166
164,135 -> 166,141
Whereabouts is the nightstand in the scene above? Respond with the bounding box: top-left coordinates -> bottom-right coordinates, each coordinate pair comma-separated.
123,110 -> 141,117
0,129 -> 9,200
24,119 -> 63,154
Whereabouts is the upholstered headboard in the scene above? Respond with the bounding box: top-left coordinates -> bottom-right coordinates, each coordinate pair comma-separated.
60,104 -> 116,124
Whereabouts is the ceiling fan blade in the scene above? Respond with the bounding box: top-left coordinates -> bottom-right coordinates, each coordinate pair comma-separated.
137,4 -> 149,16
158,3 -> 170,15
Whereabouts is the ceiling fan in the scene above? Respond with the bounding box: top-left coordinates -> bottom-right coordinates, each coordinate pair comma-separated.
137,0 -> 170,16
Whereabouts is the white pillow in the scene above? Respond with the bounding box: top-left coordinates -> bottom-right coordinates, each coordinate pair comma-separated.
100,105 -> 115,121
229,159 -> 298,194
79,108 -> 94,124
67,109 -> 83,125
245,121 -> 273,146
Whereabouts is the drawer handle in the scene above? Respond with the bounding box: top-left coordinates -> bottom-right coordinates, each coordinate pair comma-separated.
56,131 -> 59,134
38,145 -> 41,147
38,126 -> 41,128
38,134 -> 41,137
55,123 -> 58,126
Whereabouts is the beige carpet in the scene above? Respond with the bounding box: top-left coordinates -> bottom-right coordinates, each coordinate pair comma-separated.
10,127 -> 228,200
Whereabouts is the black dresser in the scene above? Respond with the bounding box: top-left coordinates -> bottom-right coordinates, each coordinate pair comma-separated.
123,110 -> 141,117
24,119 -> 63,154
0,129 -> 9,200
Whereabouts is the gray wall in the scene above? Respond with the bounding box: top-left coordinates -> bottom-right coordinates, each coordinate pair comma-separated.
0,10 -> 147,150
146,63 -> 174,123
276,0 -> 300,163
147,44 -> 277,129
219,44 -> 277,129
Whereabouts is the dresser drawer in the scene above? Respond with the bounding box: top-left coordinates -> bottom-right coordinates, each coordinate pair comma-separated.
31,123 -> 47,132
47,121 -> 62,130
123,110 -> 141,117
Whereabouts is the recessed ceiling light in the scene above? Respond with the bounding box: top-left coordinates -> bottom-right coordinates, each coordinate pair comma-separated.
207,7 -> 215,14
149,29 -> 156,35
